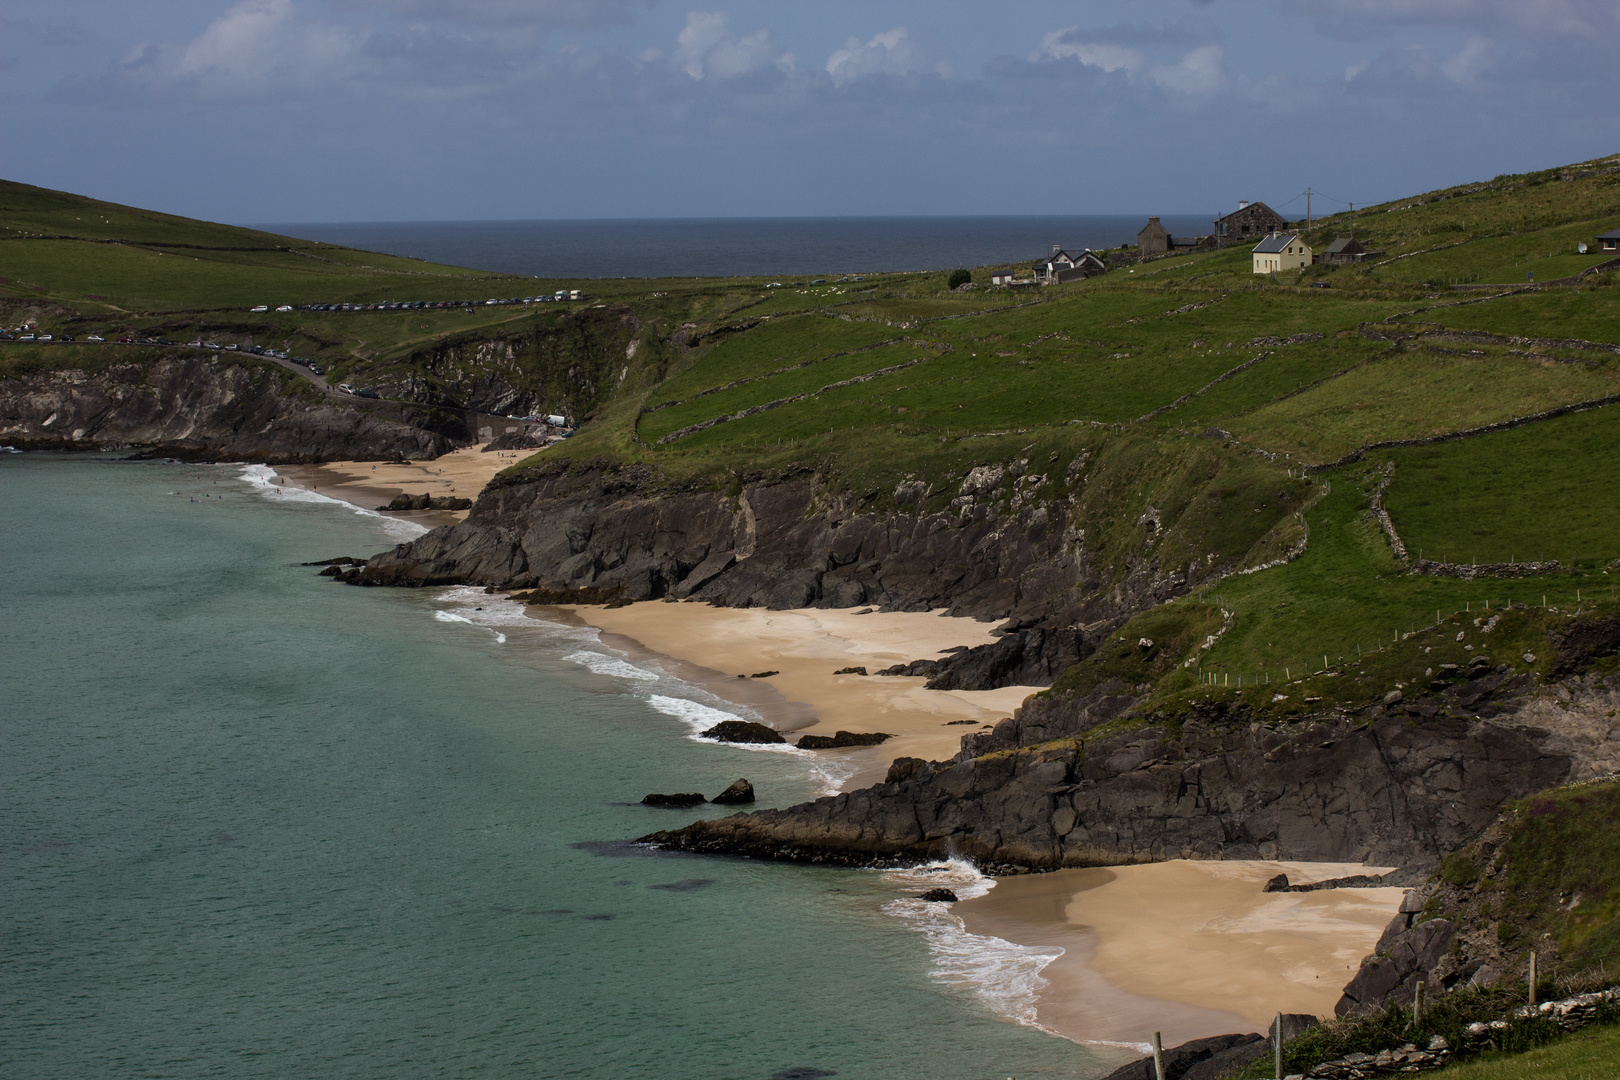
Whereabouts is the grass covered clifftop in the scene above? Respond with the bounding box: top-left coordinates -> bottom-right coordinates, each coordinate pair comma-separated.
6,155 -> 1620,695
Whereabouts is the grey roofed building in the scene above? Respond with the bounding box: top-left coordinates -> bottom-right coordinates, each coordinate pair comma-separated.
1316,236 -> 1384,265
1597,227 -> 1620,252
1251,233 -> 1299,254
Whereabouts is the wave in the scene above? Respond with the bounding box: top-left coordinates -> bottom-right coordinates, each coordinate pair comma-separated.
237,464 -> 429,542
564,650 -> 662,682
882,860 -> 1065,1035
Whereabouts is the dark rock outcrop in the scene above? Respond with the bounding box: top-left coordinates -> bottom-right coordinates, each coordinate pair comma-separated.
710,779 -> 756,805
1337,915 -> 1456,1015
1264,871 -> 1399,893
642,793 -> 706,808
699,720 -> 785,745
350,458 -> 1246,689
379,493 -> 474,511
642,701 -> 1577,871
0,354 -> 453,460
1102,1033 -> 1265,1080
918,888 -> 958,903
795,731 -> 893,750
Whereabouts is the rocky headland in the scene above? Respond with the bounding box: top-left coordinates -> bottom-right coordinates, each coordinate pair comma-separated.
0,354 -> 456,460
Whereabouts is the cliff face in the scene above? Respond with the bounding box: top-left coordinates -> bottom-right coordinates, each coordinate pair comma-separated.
354,459 -> 1215,688
0,355 -> 452,461
641,672 -> 1620,874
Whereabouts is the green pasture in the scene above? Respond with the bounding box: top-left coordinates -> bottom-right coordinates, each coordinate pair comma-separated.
1229,345 -> 1620,462
1417,285 -> 1620,344
649,313 -> 902,406
1428,1021 -> 1620,1080
1383,402 -> 1620,566
1151,469 -> 1609,693
1365,223 -> 1614,285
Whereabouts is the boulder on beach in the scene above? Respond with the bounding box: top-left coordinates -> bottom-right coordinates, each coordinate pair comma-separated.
710,779 -> 756,805
377,493 -> 473,512
795,730 -> 893,750
698,720 -> 785,744
919,888 -> 958,903
833,666 -> 868,676
641,792 -> 706,808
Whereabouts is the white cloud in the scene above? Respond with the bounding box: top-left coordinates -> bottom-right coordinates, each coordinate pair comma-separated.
825,28 -> 950,87
333,0 -> 656,28
1033,28 -> 1143,72
674,11 -> 788,80
1298,0 -> 1620,38
119,0 -> 362,100
1150,44 -> 1225,95
1440,34 -> 1490,82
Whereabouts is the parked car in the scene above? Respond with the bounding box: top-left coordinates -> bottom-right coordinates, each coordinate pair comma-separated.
338,383 -> 355,394
86,335 -> 104,342
59,334 -> 74,342
250,305 -> 268,312
309,365 -> 323,375
0,332 -> 15,340
20,333 -> 35,340
355,388 -> 379,399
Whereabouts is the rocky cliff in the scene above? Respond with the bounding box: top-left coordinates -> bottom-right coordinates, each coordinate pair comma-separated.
641,667 -> 1620,874
352,455 -> 1258,688
0,354 -> 453,460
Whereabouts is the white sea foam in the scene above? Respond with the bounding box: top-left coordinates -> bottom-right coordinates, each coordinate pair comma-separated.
237,464 -> 430,542
882,860 -> 1065,1034
564,650 -> 661,682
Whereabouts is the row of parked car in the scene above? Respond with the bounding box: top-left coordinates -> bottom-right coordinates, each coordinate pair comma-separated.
266,290 -> 583,315
0,328 -> 329,376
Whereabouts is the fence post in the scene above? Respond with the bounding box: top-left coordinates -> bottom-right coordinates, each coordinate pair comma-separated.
1413,980 -> 1423,1028
1529,952 -> 1538,1006
1274,1012 -> 1283,1080
1153,1031 -> 1166,1080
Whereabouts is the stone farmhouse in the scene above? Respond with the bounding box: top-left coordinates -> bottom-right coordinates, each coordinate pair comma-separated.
1252,233 -> 1312,274
1136,217 -> 1213,258
1215,200 -> 1288,246
1316,237 -> 1384,265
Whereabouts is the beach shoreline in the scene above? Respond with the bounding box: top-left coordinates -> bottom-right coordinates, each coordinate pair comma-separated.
272,442 -> 524,533
955,860 -> 1405,1050
247,462 -> 1398,1057
548,601 -> 1043,790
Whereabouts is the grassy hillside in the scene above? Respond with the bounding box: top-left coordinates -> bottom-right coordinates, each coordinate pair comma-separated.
5,155 -> 1620,692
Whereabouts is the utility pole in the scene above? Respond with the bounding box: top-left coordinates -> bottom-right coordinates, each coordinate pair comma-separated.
1307,187 -> 1312,225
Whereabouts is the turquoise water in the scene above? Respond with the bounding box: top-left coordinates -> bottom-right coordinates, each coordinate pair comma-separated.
1,455 -> 1103,1080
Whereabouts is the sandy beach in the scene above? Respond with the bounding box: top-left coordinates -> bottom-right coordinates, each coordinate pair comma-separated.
275,443 -> 523,530
556,602 -> 1042,788
956,860 -> 1406,1049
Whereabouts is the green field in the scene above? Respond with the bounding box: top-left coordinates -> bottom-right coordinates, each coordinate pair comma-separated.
6,154 -> 1620,705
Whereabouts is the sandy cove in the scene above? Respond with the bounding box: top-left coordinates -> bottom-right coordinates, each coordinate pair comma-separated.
275,442 -> 527,531
265,463 -> 1401,1054
956,860 -> 1407,1052
555,602 -> 1042,789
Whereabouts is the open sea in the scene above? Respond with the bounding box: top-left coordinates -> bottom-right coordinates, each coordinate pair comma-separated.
258,216 -> 1217,280
2,454 -> 1106,1080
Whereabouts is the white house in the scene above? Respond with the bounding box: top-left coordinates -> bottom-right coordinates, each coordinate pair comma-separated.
1252,233 -> 1312,275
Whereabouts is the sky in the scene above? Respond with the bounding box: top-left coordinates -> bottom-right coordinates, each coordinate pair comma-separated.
1,0 -> 1617,223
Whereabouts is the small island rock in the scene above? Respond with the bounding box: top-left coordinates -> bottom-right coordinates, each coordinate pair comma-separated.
699,720 -> 785,744
642,792 -> 706,808
920,888 -> 959,903
710,779 -> 756,804
796,730 -> 893,750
